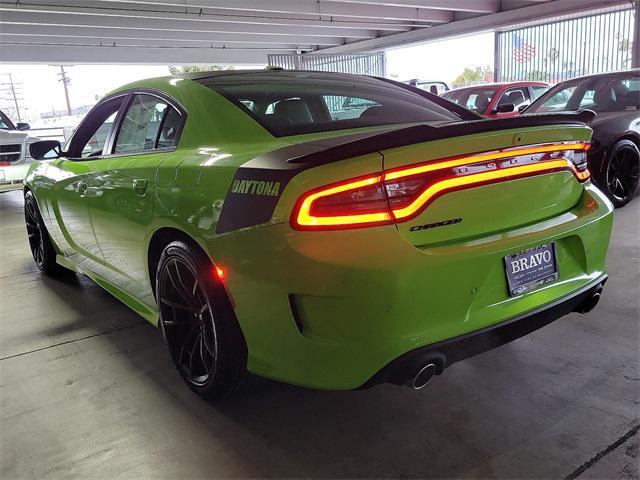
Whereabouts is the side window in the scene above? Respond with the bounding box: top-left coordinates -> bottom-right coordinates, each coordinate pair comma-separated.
531,86 -> 548,100
466,94 -> 479,109
114,94 -> 180,154
0,113 -> 11,130
83,112 -> 117,158
538,87 -> 576,112
67,95 -> 124,159
157,108 -> 182,148
498,87 -> 530,109
579,90 -> 596,108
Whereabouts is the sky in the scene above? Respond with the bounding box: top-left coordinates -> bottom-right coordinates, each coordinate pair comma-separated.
0,32 -> 494,125
0,65 -> 170,125
385,32 -> 494,84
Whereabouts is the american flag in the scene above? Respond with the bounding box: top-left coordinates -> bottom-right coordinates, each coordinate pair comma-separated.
513,34 -> 536,63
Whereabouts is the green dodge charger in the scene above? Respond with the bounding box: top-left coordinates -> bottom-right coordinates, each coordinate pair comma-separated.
25,70 -> 613,398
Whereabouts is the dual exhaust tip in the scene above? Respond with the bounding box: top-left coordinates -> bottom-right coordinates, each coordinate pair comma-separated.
575,288 -> 602,314
402,282 -> 604,391
406,363 -> 437,390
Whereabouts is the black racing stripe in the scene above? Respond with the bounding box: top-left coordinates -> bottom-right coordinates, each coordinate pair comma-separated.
287,110 -> 596,165
215,110 -> 595,234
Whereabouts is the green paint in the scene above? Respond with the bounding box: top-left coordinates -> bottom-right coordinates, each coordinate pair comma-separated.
25,76 -> 614,390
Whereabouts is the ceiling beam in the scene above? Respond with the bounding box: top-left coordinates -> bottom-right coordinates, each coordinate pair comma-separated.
0,8 -> 379,38
315,0 -> 628,53
326,0 -> 499,14
23,0 -> 453,22
0,43 -> 275,64
0,35 -> 309,51
0,23 -> 344,46
0,2 -> 419,31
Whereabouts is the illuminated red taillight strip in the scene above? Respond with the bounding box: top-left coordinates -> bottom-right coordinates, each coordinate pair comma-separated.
295,174 -> 391,227
292,142 -> 590,230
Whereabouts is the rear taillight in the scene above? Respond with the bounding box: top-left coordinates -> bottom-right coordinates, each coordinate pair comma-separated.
292,142 -> 590,230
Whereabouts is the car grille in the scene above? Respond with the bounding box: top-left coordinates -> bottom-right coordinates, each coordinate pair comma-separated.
0,144 -> 22,163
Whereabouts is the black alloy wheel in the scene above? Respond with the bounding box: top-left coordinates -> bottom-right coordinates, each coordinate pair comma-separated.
604,139 -> 640,208
156,240 -> 249,399
24,190 -> 60,274
158,255 -> 218,386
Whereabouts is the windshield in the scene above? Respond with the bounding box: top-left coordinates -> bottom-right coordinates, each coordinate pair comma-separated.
442,87 -> 499,113
527,72 -> 640,113
198,72 -> 463,137
0,111 -> 15,130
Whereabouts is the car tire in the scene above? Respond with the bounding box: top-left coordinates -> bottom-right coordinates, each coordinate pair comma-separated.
156,240 -> 251,400
603,139 -> 640,208
24,190 -> 61,275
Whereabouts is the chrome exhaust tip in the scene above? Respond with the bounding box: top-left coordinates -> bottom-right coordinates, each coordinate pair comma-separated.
408,363 -> 437,390
576,291 -> 601,314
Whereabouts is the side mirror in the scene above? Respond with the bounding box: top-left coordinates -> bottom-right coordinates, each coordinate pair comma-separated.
495,103 -> 515,113
518,104 -> 530,113
16,122 -> 30,131
29,140 -> 62,160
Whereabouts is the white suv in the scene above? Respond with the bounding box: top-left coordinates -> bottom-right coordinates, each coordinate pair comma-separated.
0,110 -> 40,185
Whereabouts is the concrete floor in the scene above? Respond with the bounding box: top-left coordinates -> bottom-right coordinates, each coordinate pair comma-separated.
0,188 -> 638,480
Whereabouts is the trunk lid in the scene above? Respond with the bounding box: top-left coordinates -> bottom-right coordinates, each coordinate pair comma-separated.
381,123 -> 592,246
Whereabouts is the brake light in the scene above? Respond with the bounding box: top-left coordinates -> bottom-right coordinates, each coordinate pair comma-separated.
292,142 -> 590,230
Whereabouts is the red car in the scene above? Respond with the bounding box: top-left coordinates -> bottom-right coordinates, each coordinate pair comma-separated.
442,82 -> 550,118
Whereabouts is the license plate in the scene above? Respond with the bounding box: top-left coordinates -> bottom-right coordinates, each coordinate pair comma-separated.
504,243 -> 558,296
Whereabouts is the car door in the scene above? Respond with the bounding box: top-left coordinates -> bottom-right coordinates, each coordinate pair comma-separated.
45,94 -> 127,279
88,92 -> 186,306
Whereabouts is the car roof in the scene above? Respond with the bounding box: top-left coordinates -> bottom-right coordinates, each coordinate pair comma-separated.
445,81 -> 548,92
553,68 -> 640,84
403,79 -> 448,83
175,69 -> 380,84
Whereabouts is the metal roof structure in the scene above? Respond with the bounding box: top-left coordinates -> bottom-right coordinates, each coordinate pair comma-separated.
0,0 -> 631,64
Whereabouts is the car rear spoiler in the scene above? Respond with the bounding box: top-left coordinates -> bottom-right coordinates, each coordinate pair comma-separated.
286,109 -> 596,166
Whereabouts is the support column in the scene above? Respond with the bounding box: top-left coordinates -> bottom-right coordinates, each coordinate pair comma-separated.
633,0 -> 640,68
493,31 -> 501,82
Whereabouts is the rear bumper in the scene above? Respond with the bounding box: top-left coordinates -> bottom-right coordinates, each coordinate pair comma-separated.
212,183 -> 614,390
361,274 -> 607,388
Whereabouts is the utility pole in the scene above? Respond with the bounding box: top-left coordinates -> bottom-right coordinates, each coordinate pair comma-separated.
0,74 -> 24,122
57,65 -> 72,115
7,73 -> 21,122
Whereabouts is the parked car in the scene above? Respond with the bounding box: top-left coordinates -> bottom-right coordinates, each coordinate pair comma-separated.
0,110 -> 39,185
26,71 -> 611,398
523,69 -> 640,207
403,79 -> 450,95
442,82 -> 550,118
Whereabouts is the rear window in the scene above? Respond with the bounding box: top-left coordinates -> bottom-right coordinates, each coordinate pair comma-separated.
442,87 -> 499,113
528,72 -> 640,113
197,73 -> 462,137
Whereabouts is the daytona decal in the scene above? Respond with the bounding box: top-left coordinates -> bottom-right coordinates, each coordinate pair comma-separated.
216,168 -> 299,234
230,179 -> 281,196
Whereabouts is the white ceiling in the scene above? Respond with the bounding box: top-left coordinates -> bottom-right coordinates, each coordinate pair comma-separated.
0,0 -> 627,64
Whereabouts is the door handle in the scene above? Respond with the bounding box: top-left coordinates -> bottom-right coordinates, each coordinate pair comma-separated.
77,181 -> 87,195
133,178 -> 148,195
